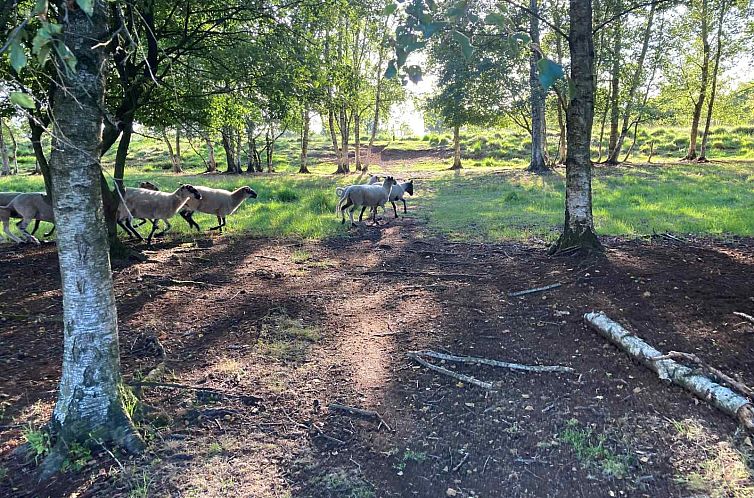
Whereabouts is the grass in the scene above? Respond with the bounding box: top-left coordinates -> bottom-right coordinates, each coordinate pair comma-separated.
255,310 -> 321,362
3,130 -> 754,244
560,419 -> 631,479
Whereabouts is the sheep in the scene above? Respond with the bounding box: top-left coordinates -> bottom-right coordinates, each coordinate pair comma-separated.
387,179 -> 414,218
0,193 -> 54,244
129,181 -> 160,228
0,192 -> 45,236
179,186 -> 257,232
117,184 -> 202,245
336,176 -> 397,226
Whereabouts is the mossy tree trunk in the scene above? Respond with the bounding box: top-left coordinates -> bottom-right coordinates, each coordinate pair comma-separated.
41,0 -> 143,479
552,0 -> 602,254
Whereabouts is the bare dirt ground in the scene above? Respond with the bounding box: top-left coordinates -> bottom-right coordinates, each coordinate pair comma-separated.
1,217 -> 753,497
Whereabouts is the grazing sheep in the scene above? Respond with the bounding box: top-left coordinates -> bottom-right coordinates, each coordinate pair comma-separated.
0,192 -> 45,236
387,179 -> 414,218
336,176 -> 397,226
117,185 -> 202,244
0,193 -> 54,244
179,186 -> 257,232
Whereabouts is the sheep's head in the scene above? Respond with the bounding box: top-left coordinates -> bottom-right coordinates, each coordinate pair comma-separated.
139,181 -> 160,191
404,180 -> 414,196
382,176 -> 397,189
180,184 -> 202,200
241,186 -> 258,199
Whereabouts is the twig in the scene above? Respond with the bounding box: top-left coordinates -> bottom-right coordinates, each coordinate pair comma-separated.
407,352 -> 493,389
328,403 -> 392,431
372,332 -> 397,337
452,452 -> 469,472
651,351 -> 754,400
482,455 -> 491,474
413,350 -> 574,374
129,381 -> 262,404
733,312 -> 754,326
362,270 -> 478,279
508,283 -> 562,297
254,254 -> 280,261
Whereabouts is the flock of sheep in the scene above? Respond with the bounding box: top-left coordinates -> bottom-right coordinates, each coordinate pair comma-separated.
0,173 -> 414,245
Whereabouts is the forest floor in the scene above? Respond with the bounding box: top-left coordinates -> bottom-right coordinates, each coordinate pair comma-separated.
1,215 -> 754,497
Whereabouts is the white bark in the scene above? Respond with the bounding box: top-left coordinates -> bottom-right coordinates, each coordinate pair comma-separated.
0,118 -> 10,176
585,312 -> 754,431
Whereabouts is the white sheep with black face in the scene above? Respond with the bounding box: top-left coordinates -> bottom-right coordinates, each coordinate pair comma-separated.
0,192 -> 54,244
336,176 -> 397,226
179,185 -> 257,232
387,179 -> 414,217
117,184 -> 202,245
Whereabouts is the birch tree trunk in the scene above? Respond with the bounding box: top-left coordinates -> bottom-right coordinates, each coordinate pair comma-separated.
606,4 -> 621,162
0,117 -> 10,176
607,3 -> 655,165
354,111 -> 362,171
299,109 -> 310,174
5,122 -> 18,174
42,0 -> 143,477
175,126 -> 182,170
684,0 -> 710,160
221,126 -> 237,174
328,110 -> 343,172
698,0 -> 728,162
366,43 -> 386,172
527,0 -> 550,173
339,106 -> 350,173
451,125 -> 462,170
552,0 -> 601,254
162,128 -> 182,173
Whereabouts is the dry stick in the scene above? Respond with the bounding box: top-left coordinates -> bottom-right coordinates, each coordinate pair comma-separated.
452,452 -> 469,472
328,403 -> 393,432
362,270 -> 478,279
129,381 -> 262,404
652,351 -> 754,400
508,283 -> 562,297
584,311 -> 754,432
733,312 -> 754,326
407,352 -> 493,389
414,350 -> 575,374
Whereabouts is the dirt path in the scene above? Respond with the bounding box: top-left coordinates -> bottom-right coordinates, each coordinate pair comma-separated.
1,221 -> 753,497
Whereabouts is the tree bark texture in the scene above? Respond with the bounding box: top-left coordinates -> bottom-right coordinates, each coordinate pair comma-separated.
205,133 -> 216,172
606,3 -> 621,160
0,117 -> 10,176
527,0 -> 550,173
299,109 -> 310,174
685,0 -> 710,160
698,0 -> 728,162
43,0 -> 143,477
451,125 -> 462,170
554,0 -> 601,253
354,111 -> 362,171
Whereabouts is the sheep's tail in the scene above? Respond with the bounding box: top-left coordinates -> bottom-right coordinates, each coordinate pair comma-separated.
336,190 -> 349,215
335,186 -> 345,198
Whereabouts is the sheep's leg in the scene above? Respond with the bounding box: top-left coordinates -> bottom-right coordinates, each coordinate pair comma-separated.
391,201 -> 398,218
146,220 -> 159,245
133,218 -> 148,228
402,199 -> 407,214
124,218 -> 144,240
348,206 -> 355,227
44,224 -> 56,238
340,199 -> 353,224
180,211 -> 201,231
29,219 -> 41,235
2,217 -> 23,243
358,206 -> 367,222
19,219 -> 40,245
155,219 -> 171,237
209,215 -> 224,231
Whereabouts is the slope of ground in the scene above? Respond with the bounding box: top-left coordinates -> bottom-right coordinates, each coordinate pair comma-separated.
1,217 -> 753,497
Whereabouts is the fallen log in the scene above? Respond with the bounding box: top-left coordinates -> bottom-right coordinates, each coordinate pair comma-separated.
651,351 -> 754,400
584,311 -> 754,432
733,312 -> 754,326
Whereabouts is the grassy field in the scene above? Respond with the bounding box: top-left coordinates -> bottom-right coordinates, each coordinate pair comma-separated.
2,131 -> 754,243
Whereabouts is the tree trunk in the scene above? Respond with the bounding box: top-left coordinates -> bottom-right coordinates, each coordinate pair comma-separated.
5,122 -> 18,174
552,0 -> 601,254
205,134 -> 216,172
235,128 -> 243,173
265,129 -> 274,173
451,125 -> 462,170
162,128 -> 182,173
366,44 -> 386,172
684,0 -> 710,160
174,127 -> 182,170
28,118 -> 54,198
112,120 -> 132,204
554,6 -> 567,164
42,0 -> 143,478
606,3 -> 621,161
527,0 -> 550,173
607,3 -> 655,165
221,126 -> 237,174
299,109 -> 310,174
354,111 -> 362,171
339,106 -> 350,173
328,110 -> 344,173
698,0 -> 728,162
0,117 -> 10,176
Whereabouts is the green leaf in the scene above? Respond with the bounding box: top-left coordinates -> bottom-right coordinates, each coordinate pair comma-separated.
32,28 -> 52,54
383,2 -> 397,16
37,44 -> 51,65
75,0 -> 93,15
9,41 -> 27,72
536,58 -> 564,91
421,21 -> 447,38
451,30 -> 474,58
32,0 -> 48,15
485,12 -> 506,26
10,92 -> 35,109
384,60 -> 397,79
512,32 -> 531,45
54,40 -> 77,74
396,47 -> 408,67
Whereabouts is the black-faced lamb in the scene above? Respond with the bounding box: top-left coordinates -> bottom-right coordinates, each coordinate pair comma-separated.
336,176 -> 397,226
179,186 -> 257,232
387,179 -> 414,217
0,193 -> 55,244
117,184 -> 202,245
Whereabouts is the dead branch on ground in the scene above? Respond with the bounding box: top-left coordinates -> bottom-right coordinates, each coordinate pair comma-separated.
508,283 -> 562,297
